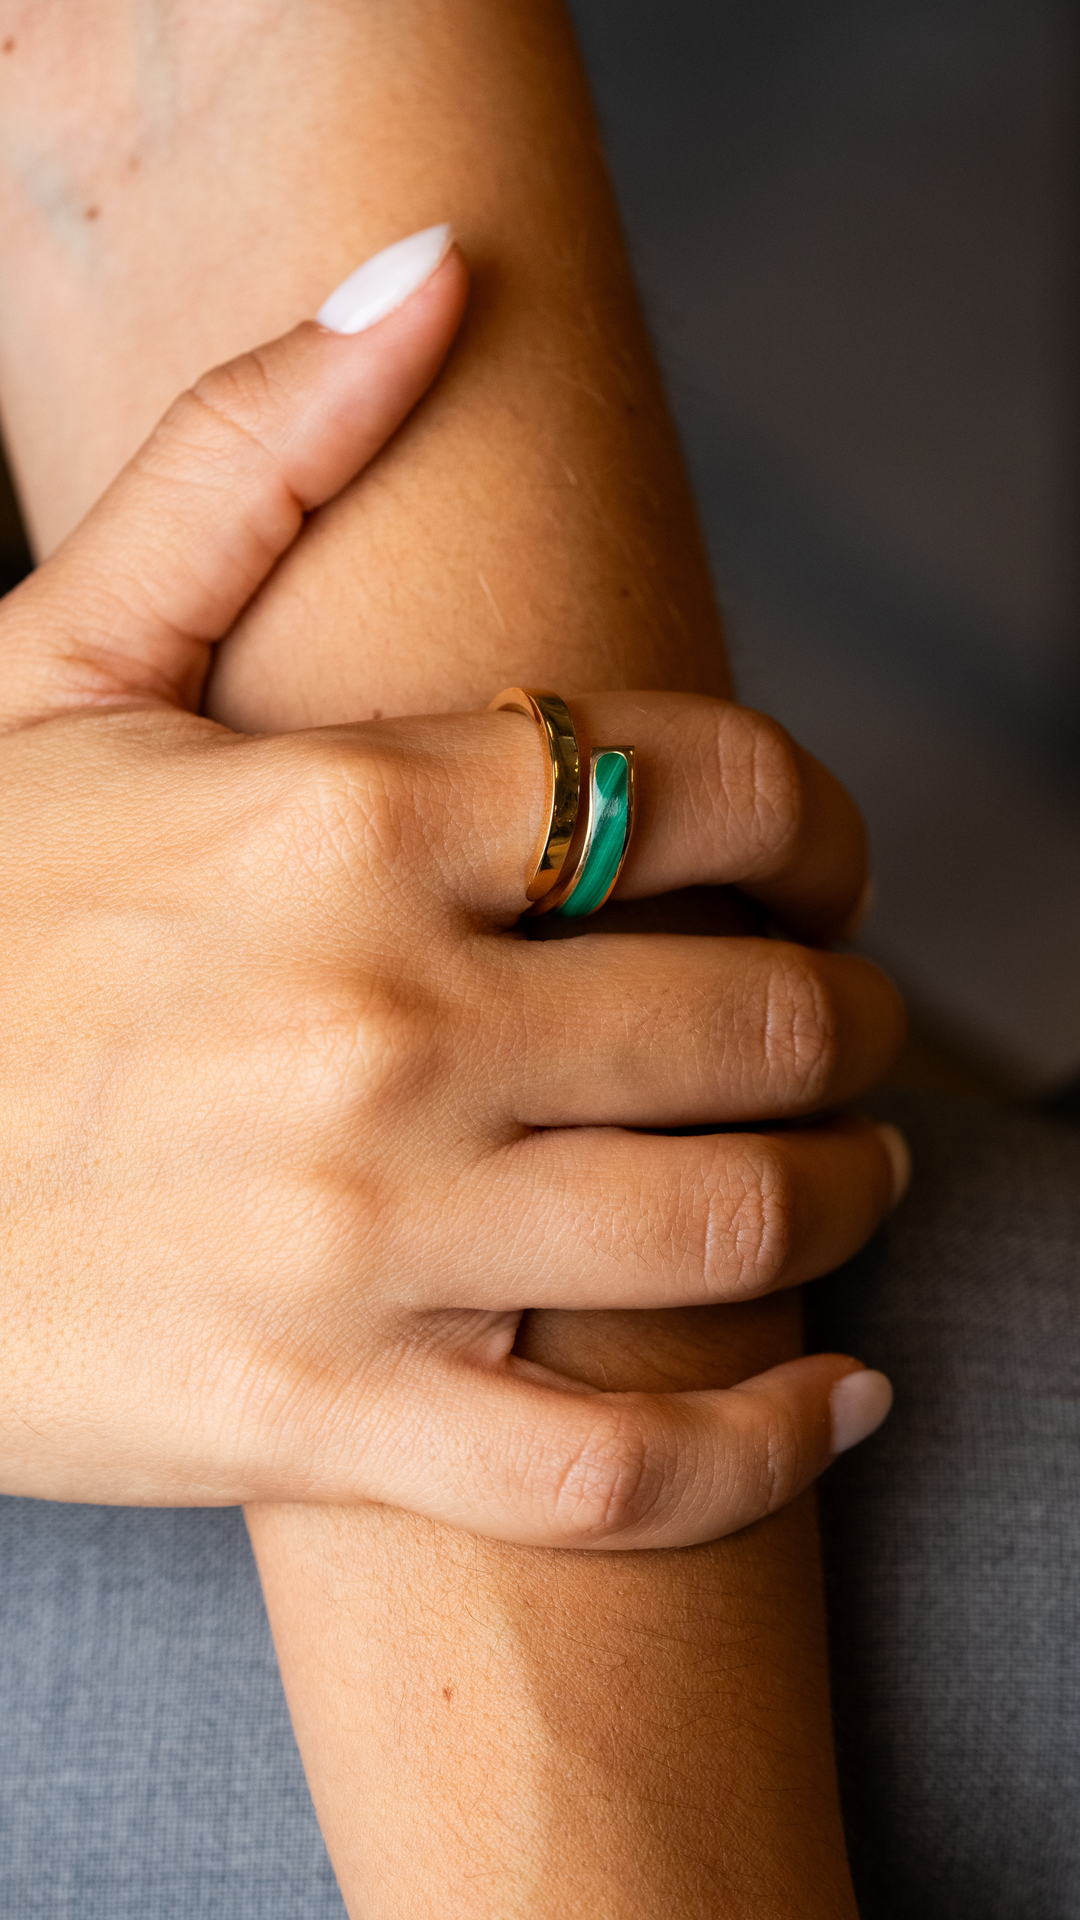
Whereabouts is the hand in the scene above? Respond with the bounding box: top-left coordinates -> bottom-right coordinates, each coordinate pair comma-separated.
0,271 -> 904,1547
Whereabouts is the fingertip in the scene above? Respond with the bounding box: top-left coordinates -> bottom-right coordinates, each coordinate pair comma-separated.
836,873 -> 874,943
829,1366 -> 893,1456
874,1121 -> 912,1209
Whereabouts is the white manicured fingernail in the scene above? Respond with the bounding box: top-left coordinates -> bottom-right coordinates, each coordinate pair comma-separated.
875,1122 -> 912,1208
316,224 -> 454,334
830,1369 -> 893,1456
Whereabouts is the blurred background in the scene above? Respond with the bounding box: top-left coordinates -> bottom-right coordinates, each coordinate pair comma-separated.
1,0 -> 1076,1096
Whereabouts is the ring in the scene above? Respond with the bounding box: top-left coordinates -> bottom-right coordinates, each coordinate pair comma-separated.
489,686 -> 635,917
531,747 -> 635,918
487,688 -> 580,901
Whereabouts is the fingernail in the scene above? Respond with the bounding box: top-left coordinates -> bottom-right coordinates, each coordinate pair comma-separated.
837,875 -> 874,943
830,1368 -> 893,1455
875,1121 -> 912,1208
316,224 -> 454,335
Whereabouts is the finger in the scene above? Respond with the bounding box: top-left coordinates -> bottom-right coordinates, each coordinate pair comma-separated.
0,237 -> 468,727
577,691 -> 868,944
497,933 -> 905,1125
407,1116 -> 907,1312
303,1347 -> 893,1549
430,692 -> 868,944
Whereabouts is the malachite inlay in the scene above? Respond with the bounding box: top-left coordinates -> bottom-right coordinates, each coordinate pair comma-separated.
554,751 -> 628,918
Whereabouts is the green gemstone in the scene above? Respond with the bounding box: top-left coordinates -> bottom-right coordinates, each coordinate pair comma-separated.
554,752 -> 628,918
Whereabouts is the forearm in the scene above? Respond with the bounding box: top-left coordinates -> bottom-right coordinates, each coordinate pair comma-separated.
0,0 -> 723,709
249,1304 -> 851,1919
0,4 -> 855,1913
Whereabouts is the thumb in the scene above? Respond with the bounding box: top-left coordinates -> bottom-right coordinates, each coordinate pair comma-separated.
0,226 -> 467,729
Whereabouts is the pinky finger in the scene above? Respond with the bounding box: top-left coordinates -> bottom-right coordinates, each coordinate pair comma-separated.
327,1350 -> 893,1551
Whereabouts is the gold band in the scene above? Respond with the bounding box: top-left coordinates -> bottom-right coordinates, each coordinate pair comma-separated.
488,687 -> 581,901
528,746 -> 635,917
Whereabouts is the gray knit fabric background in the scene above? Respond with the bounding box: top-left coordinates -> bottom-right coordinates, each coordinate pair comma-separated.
0,1502 -> 344,1918
811,1092 -> 1080,1918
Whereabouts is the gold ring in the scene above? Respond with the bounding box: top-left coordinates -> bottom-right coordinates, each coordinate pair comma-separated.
528,746 -> 635,918
488,687 -> 581,902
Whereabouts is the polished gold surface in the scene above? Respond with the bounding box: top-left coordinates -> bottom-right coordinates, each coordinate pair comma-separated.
488,687 -> 581,900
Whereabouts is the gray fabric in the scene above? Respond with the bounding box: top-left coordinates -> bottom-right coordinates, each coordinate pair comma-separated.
0,1503 -> 344,1918
1,1090 -> 1077,1915
809,1090 -> 1080,1919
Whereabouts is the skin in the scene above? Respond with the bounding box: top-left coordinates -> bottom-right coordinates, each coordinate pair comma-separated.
0,2 -> 907,1911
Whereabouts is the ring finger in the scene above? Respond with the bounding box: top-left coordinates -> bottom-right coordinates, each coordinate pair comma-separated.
428,690 -> 870,944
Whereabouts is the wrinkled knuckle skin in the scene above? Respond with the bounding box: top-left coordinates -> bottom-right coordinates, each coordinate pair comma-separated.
190,348 -> 276,440
710,1139 -> 796,1298
283,980 -> 442,1127
764,949 -> 839,1108
148,384 -> 260,491
759,1406 -> 804,1517
236,744 -> 357,898
729,709 -> 804,873
287,741 -> 369,851
243,737 -> 421,909
148,360 -> 300,548
542,1413 -> 673,1543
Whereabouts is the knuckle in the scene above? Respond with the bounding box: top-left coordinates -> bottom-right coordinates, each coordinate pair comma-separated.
211,743 -> 447,1110
273,974 -> 442,1121
705,1138 -> 797,1297
143,384 -> 253,487
245,736 -> 418,899
762,949 -> 838,1105
229,1334 -> 360,1495
716,708 -> 805,875
755,1403 -> 804,1515
714,1394 -> 805,1526
539,1410 -> 674,1543
187,348 -> 291,476
237,741 -> 359,893
192,348 -> 275,432
145,366 -> 300,545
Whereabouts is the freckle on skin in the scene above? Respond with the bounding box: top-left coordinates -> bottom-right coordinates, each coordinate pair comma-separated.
442,1685 -> 454,1702
85,207 -> 100,222
2,38 -> 15,54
